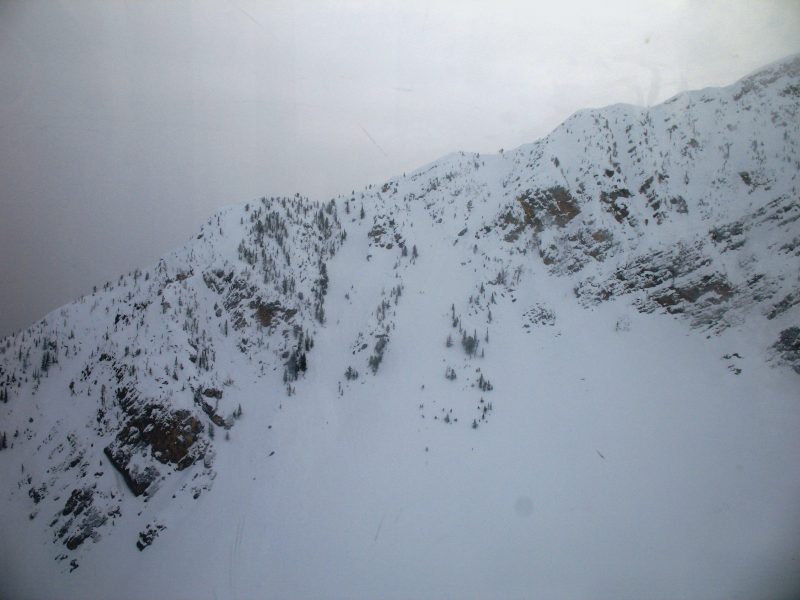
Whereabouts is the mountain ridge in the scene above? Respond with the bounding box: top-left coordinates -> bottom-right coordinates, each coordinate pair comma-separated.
1,55 -> 799,600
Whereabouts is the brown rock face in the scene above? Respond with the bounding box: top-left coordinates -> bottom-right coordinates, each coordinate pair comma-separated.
517,186 -> 581,232
104,405 -> 206,496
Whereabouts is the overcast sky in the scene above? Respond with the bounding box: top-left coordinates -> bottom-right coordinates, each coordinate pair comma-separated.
1,0 -> 798,337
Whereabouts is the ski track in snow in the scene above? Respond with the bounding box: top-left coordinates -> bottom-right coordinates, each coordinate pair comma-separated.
373,512 -> 386,543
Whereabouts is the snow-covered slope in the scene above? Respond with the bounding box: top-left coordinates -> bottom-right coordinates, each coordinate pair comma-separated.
1,56 -> 799,600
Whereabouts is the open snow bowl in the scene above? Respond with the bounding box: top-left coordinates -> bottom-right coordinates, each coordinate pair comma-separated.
1,55 -> 800,599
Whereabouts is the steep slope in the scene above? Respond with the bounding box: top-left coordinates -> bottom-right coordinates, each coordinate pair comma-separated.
1,56 -> 799,600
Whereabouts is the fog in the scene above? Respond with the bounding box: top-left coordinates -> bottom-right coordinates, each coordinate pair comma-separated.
1,0 -> 798,337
